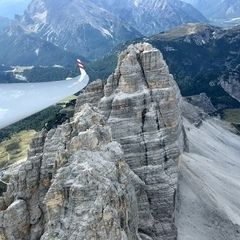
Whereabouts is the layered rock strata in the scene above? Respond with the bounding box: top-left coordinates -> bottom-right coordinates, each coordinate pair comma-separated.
78,43 -> 185,239
101,44 -> 184,239
0,43 -> 184,240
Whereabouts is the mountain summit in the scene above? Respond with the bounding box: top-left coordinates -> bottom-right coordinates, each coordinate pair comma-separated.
13,0 -> 207,60
18,0 -> 142,59
184,0 -> 240,26
93,0 -> 208,35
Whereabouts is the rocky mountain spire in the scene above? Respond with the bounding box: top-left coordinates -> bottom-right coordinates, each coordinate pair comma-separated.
0,43 -> 184,240
99,43 -> 185,239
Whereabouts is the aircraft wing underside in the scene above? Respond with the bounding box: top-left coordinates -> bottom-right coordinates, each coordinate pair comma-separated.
0,68 -> 89,129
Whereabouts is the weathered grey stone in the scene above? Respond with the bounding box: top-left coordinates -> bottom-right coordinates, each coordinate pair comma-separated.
75,79 -> 105,111
0,104 -> 142,240
0,200 -> 29,240
220,75 -> 240,103
0,43 -> 184,240
98,43 -> 184,239
185,93 -> 216,114
181,99 -> 207,126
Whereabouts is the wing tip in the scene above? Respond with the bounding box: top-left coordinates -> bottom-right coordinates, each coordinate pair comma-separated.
77,59 -> 84,69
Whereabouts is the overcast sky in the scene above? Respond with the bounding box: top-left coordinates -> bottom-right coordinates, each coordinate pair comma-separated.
0,0 -> 31,18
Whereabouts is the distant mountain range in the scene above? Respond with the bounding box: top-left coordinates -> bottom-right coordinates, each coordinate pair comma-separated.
0,0 -> 208,63
17,0 -> 142,60
93,0 -> 207,35
149,24 -> 240,108
2,22 -> 239,110
183,0 -> 240,26
0,0 -> 239,77
88,23 -> 240,110
0,25 -> 77,66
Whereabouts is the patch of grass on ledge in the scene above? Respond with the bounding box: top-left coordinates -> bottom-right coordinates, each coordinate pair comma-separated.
0,130 -> 36,168
222,108 -> 240,124
0,105 -> 62,142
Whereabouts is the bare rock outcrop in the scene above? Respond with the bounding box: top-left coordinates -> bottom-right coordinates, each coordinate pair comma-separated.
77,43 -> 185,239
75,79 -> 105,109
0,43 -> 184,240
0,104 -> 142,240
220,77 -> 240,103
185,93 -> 216,114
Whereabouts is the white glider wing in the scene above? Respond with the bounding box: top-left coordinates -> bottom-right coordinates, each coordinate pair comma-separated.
0,62 -> 89,129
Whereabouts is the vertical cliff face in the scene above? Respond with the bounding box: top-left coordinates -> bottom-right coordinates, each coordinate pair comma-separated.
0,43 -> 184,240
98,43 -> 184,239
77,43 -> 185,239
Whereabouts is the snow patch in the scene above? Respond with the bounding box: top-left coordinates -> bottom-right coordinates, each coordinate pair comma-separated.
186,26 -> 198,35
226,7 -> 235,15
33,10 -> 48,24
225,17 -> 240,23
134,0 -> 142,7
35,48 -> 40,56
11,66 -> 34,73
100,27 -> 113,38
165,46 -> 176,52
53,64 -> 64,68
15,74 -> 27,82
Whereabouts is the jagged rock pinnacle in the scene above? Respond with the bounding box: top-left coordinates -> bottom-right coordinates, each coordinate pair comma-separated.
0,43 -> 184,240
